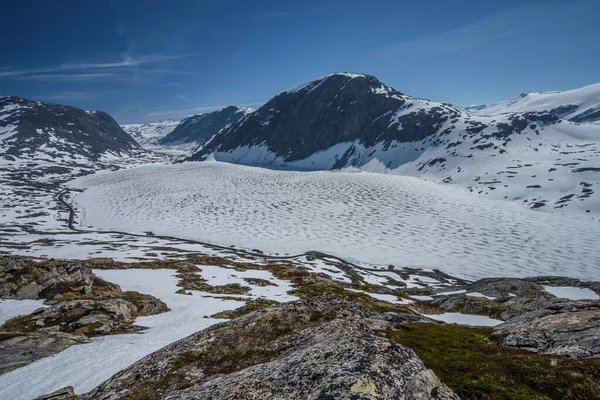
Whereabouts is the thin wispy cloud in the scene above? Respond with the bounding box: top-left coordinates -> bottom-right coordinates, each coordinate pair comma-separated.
0,53 -> 193,81
12,73 -> 120,81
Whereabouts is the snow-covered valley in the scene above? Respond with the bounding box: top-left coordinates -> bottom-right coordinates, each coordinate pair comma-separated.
70,161 -> 600,281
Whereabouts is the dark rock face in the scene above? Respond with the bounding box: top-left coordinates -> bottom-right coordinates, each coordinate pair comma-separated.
158,106 -> 251,146
82,295 -> 457,400
185,73 -> 462,163
570,105 -> 600,123
0,96 -> 141,160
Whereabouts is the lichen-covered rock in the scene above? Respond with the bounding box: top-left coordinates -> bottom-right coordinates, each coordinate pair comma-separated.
167,319 -> 457,400
493,300 -> 600,358
34,386 -> 76,400
82,295 -> 457,400
426,277 -> 564,321
0,255 -> 95,301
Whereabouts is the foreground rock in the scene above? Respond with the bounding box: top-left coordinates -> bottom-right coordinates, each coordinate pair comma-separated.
0,256 -> 169,373
82,295 -> 457,400
421,276 -> 600,358
493,299 -> 600,358
34,386 -> 76,400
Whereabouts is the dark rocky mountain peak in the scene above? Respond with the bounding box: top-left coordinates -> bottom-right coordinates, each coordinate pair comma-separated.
158,105 -> 253,147
185,72 -> 463,163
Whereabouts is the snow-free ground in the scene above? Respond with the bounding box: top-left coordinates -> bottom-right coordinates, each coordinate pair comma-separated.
71,161 -> 600,281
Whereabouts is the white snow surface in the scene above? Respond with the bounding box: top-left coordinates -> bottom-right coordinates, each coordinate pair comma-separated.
0,299 -> 47,325
424,312 -> 503,327
121,120 -> 179,148
197,264 -> 297,302
471,83 -> 600,123
70,162 -> 600,281
543,285 -> 599,300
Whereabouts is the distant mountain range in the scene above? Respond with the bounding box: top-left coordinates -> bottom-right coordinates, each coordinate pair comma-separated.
179,73 -> 600,213
156,106 -> 252,149
2,75 -> 599,213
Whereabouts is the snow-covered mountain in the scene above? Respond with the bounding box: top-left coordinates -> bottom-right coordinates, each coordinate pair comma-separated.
0,96 -> 164,235
0,96 -> 142,163
470,83 -> 600,124
183,73 -> 600,214
121,120 -> 179,148
157,106 -> 253,150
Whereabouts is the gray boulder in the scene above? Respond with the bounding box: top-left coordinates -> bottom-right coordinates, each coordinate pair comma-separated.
493,300 -> 600,358
0,331 -> 88,374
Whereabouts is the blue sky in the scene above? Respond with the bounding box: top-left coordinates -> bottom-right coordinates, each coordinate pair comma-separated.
1,0 -> 599,123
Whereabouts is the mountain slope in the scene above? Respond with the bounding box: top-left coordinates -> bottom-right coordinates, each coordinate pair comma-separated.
470,83 -> 600,124
186,73 -> 468,165
0,96 -> 142,162
0,96 -> 161,235
121,120 -> 179,148
183,73 -> 599,214
158,106 -> 252,149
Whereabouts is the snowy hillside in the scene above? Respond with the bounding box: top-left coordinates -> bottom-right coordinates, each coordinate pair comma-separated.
0,96 -> 164,235
183,74 -> 600,214
121,120 -> 179,148
157,106 -> 253,151
0,96 -> 142,163
470,83 -> 600,124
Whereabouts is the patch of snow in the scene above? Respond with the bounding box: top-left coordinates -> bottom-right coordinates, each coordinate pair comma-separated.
543,285 -> 599,300
424,312 -> 503,327
69,162 -> 600,281
466,292 -> 496,300
410,295 -> 434,301
0,299 -> 47,325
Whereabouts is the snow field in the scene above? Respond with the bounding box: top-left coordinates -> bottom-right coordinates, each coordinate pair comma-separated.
71,162 -> 600,281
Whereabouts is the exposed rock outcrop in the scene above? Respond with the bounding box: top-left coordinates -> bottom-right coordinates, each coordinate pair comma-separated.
0,256 -> 169,372
82,295 -> 457,400
493,300 -> 600,358
0,331 -> 88,374
34,386 -> 76,400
